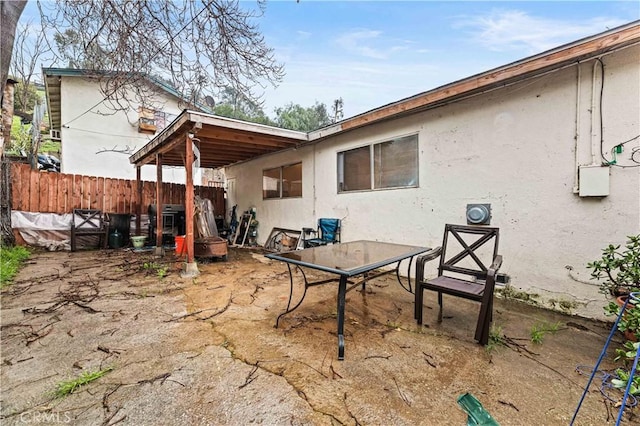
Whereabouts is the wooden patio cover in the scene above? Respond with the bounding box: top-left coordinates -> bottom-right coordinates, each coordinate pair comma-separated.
129,110 -> 307,275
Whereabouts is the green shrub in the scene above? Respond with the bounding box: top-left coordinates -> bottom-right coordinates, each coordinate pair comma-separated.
0,246 -> 31,288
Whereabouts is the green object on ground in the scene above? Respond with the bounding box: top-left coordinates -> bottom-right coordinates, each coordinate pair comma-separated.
457,393 -> 500,426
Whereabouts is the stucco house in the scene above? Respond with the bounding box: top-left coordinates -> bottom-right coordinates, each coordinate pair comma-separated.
43,68 -> 207,183
217,22 -> 638,319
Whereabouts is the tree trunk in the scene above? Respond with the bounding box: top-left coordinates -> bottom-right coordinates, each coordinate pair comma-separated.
0,0 -> 26,100
1,0 -> 27,247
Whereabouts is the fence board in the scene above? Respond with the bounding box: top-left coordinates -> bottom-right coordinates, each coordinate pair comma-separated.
88,176 -> 97,210
9,162 -> 225,216
72,175 -> 82,210
124,179 -> 132,213
47,174 -> 58,213
58,174 -> 70,213
82,176 -> 91,208
95,177 -> 104,211
10,163 -> 23,211
29,169 -> 40,212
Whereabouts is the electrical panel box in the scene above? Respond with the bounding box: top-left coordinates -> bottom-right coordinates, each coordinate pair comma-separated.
579,165 -> 609,197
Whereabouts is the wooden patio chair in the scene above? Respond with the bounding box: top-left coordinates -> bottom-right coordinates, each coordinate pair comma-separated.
70,209 -> 109,252
414,224 -> 502,345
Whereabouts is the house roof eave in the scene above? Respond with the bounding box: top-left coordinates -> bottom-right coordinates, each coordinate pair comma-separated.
308,20 -> 640,143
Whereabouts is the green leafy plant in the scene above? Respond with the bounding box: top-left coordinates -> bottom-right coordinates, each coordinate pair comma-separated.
54,367 -> 113,398
143,262 -> 168,279
604,298 -> 640,341
611,367 -> 640,396
530,321 -> 563,344
615,341 -> 640,363
587,235 -> 640,297
0,246 -> 30,288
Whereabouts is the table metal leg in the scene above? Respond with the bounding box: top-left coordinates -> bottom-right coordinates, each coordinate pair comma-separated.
396,256 -> 416,293
337,275 -> 347,360
275,264 -> 309,327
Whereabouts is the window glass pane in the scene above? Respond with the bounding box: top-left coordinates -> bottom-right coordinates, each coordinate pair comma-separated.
263,168 -> 281,199
282,163 -> 302,197
374,135 -> 418,189
339,146 -> 371,192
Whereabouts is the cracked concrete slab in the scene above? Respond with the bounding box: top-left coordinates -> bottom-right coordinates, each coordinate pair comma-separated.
0,247 -> 632,425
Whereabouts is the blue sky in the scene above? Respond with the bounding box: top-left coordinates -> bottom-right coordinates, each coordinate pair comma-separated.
256,1 -> 639,118
21,1 -> 639,119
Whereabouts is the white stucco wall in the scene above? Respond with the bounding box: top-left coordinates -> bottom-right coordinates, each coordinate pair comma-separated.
58,76 -> 194,183
226,45 -> 640,319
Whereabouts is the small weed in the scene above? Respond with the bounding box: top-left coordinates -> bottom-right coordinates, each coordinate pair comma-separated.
156,266 -> 168,279
54,367 -> 113,398
143,262 -> 168,279
0,246 -> 30,288
530,321 -> 563,344
486,325 -> 507,353
548,298 -> 578,315
496,285 -> 540,305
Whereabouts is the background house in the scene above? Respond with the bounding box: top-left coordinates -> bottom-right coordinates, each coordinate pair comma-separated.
43,68 -> 206,183
223,23 -> 640,319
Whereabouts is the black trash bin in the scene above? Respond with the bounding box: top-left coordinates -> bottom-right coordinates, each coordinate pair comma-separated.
106,213 -> 132,248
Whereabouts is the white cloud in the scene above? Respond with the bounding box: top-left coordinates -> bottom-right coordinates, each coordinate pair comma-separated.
262,58 -> 445,118
335,29 -> 387,59
455,10 -> 628,54
334,29 -> 425,60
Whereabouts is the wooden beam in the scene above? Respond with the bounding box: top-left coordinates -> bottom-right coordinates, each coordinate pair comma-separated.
195,127 -> 299,148
136,166 -> 142,236
155,153 -> 163,252
182,134 -> 199,277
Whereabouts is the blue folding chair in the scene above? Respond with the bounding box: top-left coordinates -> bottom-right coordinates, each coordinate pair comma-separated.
303,218 -> 341,248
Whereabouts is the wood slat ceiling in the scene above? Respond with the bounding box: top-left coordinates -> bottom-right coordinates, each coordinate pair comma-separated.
129,111 -> 308,169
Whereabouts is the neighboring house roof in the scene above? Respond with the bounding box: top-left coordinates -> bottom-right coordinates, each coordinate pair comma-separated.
131,21 -> 639,171
42,67 -> 210,132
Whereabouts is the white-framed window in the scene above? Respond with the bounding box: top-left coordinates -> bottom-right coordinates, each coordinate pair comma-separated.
263,162 -> 302,199
337,134 -> 419,192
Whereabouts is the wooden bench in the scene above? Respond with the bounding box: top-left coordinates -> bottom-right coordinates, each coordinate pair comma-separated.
70,209 -> 109,251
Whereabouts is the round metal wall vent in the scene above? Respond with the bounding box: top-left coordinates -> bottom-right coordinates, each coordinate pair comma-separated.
466,204 -> 491,225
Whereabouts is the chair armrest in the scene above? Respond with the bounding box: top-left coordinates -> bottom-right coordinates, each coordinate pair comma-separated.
416,246 -> 442,280
417,246 -> 442,267
487,255 -> 503,279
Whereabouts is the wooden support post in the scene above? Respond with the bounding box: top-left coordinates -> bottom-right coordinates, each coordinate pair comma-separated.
154,154 -> 164,256
135,166 -> 142,236
182,134 -> 199,277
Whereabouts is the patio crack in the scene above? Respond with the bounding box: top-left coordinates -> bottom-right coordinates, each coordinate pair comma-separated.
215,331 -> 354,425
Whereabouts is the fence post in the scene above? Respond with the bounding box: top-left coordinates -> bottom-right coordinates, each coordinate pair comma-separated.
0,156 -> 15,246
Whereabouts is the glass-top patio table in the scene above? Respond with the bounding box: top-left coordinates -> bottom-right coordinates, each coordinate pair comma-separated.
265,240 -> 430,360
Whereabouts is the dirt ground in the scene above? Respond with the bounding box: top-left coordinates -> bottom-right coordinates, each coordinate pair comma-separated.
0,247 -> 635,425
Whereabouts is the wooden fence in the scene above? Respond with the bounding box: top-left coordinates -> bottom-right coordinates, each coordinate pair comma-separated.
10,163 -> 225,217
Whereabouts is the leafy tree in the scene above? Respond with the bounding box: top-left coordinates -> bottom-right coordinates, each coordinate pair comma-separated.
11,80 -> 41,117
53,29 -> 104,69
9,20 -> 50,116
274,102 -> 332,132
213,86 -> 275,125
